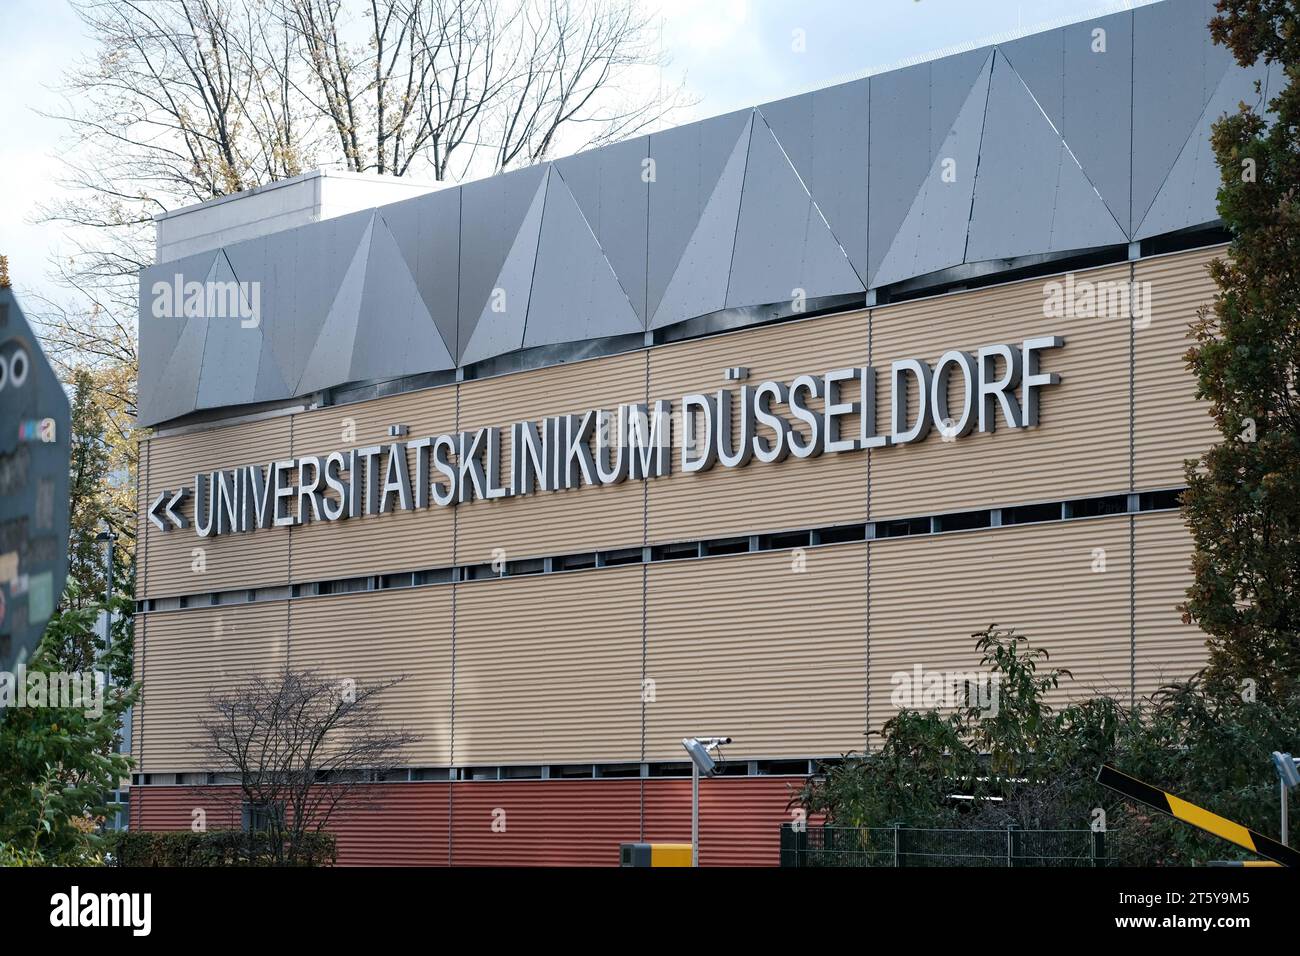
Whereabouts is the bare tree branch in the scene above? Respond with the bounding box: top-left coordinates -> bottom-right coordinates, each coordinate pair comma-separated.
201,668 -> 421,864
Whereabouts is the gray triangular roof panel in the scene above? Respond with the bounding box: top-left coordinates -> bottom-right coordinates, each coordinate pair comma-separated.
867,48 -> 995,286
1136,59 -> 1268,240
928,46 -> 997,157
253,342 -> 291,404
754,95 -> 813,186
871,52 -> 993,288
647,109 -> 754,321
522,168 -> 642,349
553,136 -> 650,324
137,247 -> 222,423
457,164 -> 549,356
759,77 -> 870,279
349,213 -> 455,380
866,61 -> 933,287
966,55 -> 1126,262
379,187 -> 461,359
139,249 -> 218,368
296,214 -> 372,394
1060,12 -> 1134,236
1047,142 -> 1131,253
998,23 -> 1064,131
459,171 -> 547,365
725,114 -> 864,308
195,250 -> 262,409
650,113 -> 753,330
1000,11 -> 1134,235
148,295 -> 212,424
224,208 -> 374,398
1132,0 -> 1237,233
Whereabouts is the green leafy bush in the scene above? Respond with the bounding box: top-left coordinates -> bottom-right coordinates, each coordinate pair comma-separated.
793,625 -> 1300,864
0,592 -> 136,866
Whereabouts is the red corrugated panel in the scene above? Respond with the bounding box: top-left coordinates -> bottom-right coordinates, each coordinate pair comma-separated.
643,776 -> 807,867
133,777 -> 810,866
133,784 -> 451,866
132,785 -> 242,831
327,783 -> 450,866
449,779 -> 642,867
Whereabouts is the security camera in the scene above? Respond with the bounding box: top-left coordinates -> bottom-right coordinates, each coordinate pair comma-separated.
682,736 -> 732,777
1272,751 -> 1300,790
682,738 -> 716,776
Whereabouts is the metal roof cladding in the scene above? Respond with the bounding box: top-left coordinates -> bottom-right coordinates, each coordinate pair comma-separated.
137,0 -> 1273,427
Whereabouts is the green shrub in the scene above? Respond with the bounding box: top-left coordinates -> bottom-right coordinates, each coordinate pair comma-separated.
794,625 -> 1300,864
106,829 -> 336,867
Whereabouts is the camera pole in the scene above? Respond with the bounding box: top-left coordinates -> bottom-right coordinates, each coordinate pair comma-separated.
691,759 -> 700,867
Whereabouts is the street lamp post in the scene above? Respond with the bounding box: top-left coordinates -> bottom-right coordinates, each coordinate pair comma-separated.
94,529 -> 117,657
681,736 -> 732,867
95,527 -> 125,830
1271,751 -> 1300,846
692,759 -> 700,867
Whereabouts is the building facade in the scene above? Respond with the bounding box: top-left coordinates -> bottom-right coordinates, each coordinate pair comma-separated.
130,0 -> 1253,864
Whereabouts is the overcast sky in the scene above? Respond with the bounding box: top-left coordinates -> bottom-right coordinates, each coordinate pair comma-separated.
0,0 -> 1153,307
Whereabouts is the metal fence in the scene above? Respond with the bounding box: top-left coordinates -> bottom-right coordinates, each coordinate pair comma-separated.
780,824 -> 1110,867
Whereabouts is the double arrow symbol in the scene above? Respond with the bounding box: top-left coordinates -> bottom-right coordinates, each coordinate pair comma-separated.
148,488 -> 189,532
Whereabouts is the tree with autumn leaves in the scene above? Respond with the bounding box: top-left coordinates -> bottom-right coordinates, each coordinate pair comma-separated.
1183,0 -> 1300,701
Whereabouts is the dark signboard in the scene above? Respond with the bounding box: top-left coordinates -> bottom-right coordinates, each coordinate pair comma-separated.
0,288 -> 71,672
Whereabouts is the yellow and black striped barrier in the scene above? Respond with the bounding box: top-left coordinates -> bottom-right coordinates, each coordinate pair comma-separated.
1097,764 -> 1300,867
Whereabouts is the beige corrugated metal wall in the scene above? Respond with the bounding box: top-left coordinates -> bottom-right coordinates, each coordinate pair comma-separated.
456,351 -> 648,562
132,247 -> 1223,773
135,433 -> 148,600
1134,510 -> 1206,697
1133,246 -> 1223,489
133,439 -> 148,760
870,265 -> 1132,517
452,566 -> 643,765
644,543 -> 868,761
647,311 -> 869,542
137,602 -> 289,773
288,587 -> 453,765
290,386 -> 457,582
141,418 -> 291,597
867,517 -> 1132,730
132,612 -> 146,761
